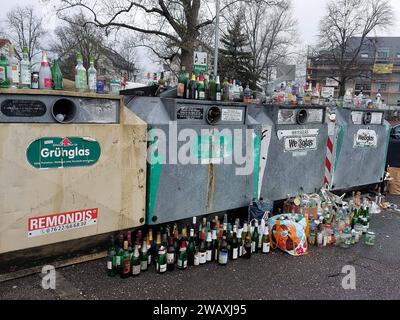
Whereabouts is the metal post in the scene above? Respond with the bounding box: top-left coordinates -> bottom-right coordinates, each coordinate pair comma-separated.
214,0 -> 220,76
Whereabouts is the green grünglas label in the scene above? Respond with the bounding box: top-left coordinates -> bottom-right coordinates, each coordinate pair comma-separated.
27,137 -> 101,169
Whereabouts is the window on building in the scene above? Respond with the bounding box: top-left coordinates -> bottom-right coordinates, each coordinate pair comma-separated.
377,50 -> 390,59
361,53 -> 369,58
376,83 -> 387,92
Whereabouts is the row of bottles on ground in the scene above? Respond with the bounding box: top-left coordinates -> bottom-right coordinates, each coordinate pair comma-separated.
176,67 -> 255,104
107,214 -> 271,278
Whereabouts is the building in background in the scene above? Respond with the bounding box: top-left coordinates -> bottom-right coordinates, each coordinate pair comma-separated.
307,37 -> 400,106
0,39 -> 11,56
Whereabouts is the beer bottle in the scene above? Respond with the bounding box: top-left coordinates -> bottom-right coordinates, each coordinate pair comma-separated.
156,246 -> 167,274
140,239 -> 148,272
262,225 -> 271,254
106,236 -> 117,277
177,241 -> 188,270
121,241 -> 131,279
199,230 -> 207,265
218,236 -> 229,266
131,245 -> 141,277
167,238 -> 176,272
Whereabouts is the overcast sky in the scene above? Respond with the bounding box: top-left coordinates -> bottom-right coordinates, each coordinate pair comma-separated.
1,0 -> 400,72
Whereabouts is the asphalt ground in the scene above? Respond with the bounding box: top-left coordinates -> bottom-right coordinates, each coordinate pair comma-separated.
0,197 -> 399,300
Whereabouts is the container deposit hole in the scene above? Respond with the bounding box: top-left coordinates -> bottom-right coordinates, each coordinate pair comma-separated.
52,99 -> 77,123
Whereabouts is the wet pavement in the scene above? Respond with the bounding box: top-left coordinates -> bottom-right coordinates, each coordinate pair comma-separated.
1,197 -> 399,300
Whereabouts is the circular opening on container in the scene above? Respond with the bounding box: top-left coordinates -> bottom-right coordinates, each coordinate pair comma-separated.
51,98 -> 77,123
297,109 -> 308,125
206,106 -> 222,125
363,112 -> 372,125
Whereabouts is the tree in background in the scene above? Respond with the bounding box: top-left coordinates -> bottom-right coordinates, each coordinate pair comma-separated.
6,5 -> 46,65
55,0 -> 286,73
218,14 -> 252,87
243,0 -> 296,91
50,13 -> 105,80
317,0 -> 393,97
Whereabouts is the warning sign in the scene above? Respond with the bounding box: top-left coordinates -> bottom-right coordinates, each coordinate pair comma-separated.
28,208 -> 98,238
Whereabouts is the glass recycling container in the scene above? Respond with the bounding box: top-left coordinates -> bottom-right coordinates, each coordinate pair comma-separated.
248,104 -> 328,201
0,89 -> 147,256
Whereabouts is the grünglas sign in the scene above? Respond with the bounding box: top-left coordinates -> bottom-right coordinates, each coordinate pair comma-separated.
27,137 -> 101,169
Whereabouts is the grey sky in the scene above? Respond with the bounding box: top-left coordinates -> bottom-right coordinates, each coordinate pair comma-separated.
1,0 -> 400,73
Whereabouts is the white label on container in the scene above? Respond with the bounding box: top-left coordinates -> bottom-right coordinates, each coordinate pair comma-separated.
221,109 -> 243,122
354,129 -> 377,148
370,113 -> 383,125
278,129 -> 319,140
284,136 -> 317,152
351,111 -> 363,125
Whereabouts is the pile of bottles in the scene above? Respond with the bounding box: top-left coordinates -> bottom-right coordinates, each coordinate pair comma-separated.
176,67 -> 256,104
107,214 -> 271,278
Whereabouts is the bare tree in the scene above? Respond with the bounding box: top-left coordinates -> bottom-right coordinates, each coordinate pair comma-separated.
241,0 -> 296,90
6,5 -> 46,63
55,0 -> 285,71
316,0 -> 394,97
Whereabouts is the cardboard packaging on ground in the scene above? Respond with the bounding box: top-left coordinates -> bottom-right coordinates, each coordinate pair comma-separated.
388,167 -> 400,195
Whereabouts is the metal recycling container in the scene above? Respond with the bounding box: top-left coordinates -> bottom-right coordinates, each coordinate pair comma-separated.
248,104 -> 328,201
125,96 -> 257,225
0,89 -> 147,255
324,107 -> 390,191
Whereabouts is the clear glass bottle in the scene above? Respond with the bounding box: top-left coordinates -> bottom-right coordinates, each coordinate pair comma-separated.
88,57 -> 97,93
75,53 -> 87,92
7,45 -> 19,89
19,47 -> 31,89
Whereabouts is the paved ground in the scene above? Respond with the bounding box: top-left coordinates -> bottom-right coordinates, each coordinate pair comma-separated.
1,197 -> 400,300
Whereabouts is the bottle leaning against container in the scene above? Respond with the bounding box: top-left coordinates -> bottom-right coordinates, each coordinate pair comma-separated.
39,51 -> 53,90
19,47 -> 31,89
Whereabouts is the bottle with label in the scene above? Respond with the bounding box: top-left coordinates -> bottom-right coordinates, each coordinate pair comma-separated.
0,54 -> 10,88
154,231 -> 162,265
206,231 -> 213,262
140,239 -> 148,272
177,66 -> 188,98
237,228 -> 243,257
131,245 -> 141,277
243,84 -> 252,104
218,236 -> 229,266
177,241 -> 188,270
88,57 -> 97,93
188,73 -> 197,100
197,74 -> 205,100
19,47 -> 31,89
51,55 -> 63,90
167,237 -> 175,271
106,236 -> 117,277
199,230 -> 207,265
215,75 -> 222,101
156,246 -> 167,274
212,229 -> 218,261
75,53 -> 87,92
243,225 -> 252,259
231,226 -> 239,260
7,45 -> 19,88
39,51 -> 52,90
115,233 -> 124,274
121,241 -> 131,279
262,225 -> 270,254
187,228 -> 196,266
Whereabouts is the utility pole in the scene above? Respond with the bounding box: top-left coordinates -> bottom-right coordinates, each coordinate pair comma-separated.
213,0 -> 220,76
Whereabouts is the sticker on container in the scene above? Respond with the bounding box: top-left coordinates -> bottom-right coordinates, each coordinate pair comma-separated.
28,208 -> 98,238
354,129 -> 377,148
370,112 -> 383,125
177,106 -> 204,120
27,137 -> 101,169
277,129 -> 319,140
221,108 -> 243,122
284,136 -> 317,152
351,111 -> 363,125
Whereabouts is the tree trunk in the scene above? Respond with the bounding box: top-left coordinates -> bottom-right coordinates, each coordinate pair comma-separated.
181,48 -> 194,73
339,81 -> 346,98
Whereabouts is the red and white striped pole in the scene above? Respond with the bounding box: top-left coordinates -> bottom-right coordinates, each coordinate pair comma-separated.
324,112 -> 337,189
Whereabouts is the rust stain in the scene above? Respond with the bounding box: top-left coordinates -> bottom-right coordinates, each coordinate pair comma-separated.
206,164 -> 215,213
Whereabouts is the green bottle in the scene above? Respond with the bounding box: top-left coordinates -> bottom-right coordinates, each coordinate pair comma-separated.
0,54 -> 10,88
177,66 -> 188,98
121,241 -> 131,279
140,239 -> 148,271
156,246 -> 167,274
197,74 -> 205,100
187,229 -> 196,266
252,221 -> 259,253
131,245 -> 141,277
116,234 -> 124,274
51,55 -> 63,90
106,236 -> 117,277
177,241 -> 188,270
